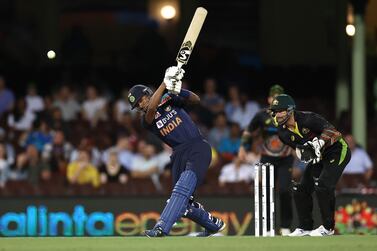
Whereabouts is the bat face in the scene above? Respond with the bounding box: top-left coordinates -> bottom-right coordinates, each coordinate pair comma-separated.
176,41 -> 192,65
175,7 -> 207,67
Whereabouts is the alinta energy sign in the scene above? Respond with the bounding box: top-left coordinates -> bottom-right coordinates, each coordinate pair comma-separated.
0,205 -> 252,236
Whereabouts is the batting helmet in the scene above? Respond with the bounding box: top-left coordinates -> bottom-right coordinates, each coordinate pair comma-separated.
128,84 -> 153,110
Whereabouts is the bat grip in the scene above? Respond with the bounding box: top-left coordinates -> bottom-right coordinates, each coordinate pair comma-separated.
168,62 -> 184,95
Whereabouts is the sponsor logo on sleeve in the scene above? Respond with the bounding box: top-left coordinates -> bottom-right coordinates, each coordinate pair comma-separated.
156,120 -> 164,129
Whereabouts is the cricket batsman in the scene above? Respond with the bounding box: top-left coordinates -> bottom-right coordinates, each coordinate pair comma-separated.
127,66 -> 225,237
269,94 -> 351,236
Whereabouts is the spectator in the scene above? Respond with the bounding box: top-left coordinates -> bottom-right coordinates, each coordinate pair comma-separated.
102,135 -> 135,170
130,142 -> 162,191
16,144 -> 51,185
201,78 -> 225,115
218,157 -> 254,186
341,134 -> 374,188
67,149 -> 100,187
82,85 -> 107,126
25,84 -> 44,114
113,89 -> 137,123
23,119 -> 53,152
53,85 -> 81,121
42,95 -> 55,115
7,98 -> 35,131
0,128 -> 15,166
155,143 -> 172,172
42,130 -> 73,174
228,92 -> 260,129
217,122 -> 241,162
0,143 -> 10,187
208,112 -> 229,149
48,107 -> 69,135
0,76 -> 15,118
131,142 -> 159,178
115,112 -> 139,138
225,85 -> 241,120
99,150 -> 128,184
70,137 -> 102,167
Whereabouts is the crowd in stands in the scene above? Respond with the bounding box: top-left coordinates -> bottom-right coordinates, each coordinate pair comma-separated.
0,75 -> 375,196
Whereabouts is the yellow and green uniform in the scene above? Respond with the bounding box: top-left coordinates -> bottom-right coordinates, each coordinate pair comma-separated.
277,110 -> 351,231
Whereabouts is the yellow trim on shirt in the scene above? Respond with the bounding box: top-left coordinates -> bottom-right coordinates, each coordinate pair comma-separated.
288,122 -> 304,138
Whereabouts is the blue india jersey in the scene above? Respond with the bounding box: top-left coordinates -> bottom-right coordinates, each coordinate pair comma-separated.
142,93 -> 203,148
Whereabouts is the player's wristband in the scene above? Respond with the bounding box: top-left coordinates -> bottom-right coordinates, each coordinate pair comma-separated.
179,89 -> 190,98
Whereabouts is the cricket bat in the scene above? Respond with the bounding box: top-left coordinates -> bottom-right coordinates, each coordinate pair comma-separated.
176,7 -> 207,68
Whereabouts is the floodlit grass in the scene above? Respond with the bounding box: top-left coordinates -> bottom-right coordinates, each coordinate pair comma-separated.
0,235 -> 376,251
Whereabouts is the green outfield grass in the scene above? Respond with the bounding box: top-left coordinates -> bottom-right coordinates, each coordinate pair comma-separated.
0,236 -> 376,251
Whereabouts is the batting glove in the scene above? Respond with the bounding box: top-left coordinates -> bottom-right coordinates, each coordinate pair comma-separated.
168,79 -> 182,95
172,79 -> 182,94
164,66 -> 185,80
164,78 -> 174,91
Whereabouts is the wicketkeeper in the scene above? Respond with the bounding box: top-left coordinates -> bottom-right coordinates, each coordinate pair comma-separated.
269,94 -> 351,236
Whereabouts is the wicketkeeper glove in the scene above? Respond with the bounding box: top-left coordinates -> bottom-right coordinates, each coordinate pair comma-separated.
296,144 -> 316,163
306,137 -> 325,164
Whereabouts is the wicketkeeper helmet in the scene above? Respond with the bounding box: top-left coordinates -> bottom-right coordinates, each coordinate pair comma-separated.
269,94 -> 296,125
269,94 -> 296,113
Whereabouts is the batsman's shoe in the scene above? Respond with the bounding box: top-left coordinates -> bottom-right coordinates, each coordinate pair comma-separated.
144,226 -> 165,238
309,225 -> 334,236
196,218 -> 226,237
280,228 -> 291,236
287,228 -> 311,237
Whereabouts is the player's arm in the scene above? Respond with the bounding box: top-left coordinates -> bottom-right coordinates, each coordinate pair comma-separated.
144,66 -> 185,123
145,82 -> 166,124
241,112 -> 263,145
179,89 -> 200,105
164,67 -> 199,104
319,126 -> 341,147
299,112 -> 341,163
305,112 -> 341,148
238,112 -> 262,161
